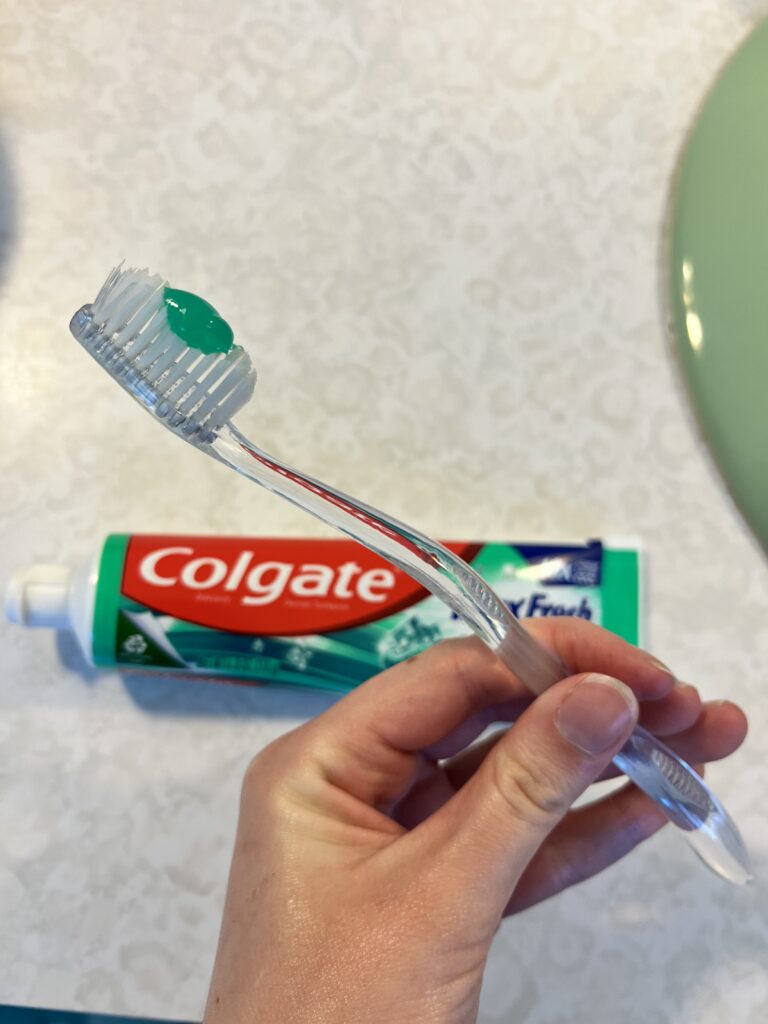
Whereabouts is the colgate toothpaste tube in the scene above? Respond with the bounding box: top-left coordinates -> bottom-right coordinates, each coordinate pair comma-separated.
5,535 -> 640,692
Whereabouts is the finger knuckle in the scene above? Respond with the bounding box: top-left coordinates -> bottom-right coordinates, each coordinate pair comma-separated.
241,730 -> 302,802
433,635 -> 483,672
433,636 -> 501,699
492,749 -> 566,825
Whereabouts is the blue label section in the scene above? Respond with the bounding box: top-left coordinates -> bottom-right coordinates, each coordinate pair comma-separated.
0,1007 -> 189,1024
513,540 -> 603,586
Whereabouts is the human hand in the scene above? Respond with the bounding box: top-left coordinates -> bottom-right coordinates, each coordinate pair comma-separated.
205,619 -> 747,1024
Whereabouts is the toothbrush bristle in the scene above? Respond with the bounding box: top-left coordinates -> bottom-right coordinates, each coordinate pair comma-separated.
69,265 -> 256,441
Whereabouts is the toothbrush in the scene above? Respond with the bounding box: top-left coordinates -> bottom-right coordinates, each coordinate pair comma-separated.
70,265 -> 751,885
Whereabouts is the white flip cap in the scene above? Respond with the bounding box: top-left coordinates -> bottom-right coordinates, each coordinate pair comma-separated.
5,565 -> 72,629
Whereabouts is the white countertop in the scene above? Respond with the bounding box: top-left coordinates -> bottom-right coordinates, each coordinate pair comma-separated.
2,2 -> 767,1021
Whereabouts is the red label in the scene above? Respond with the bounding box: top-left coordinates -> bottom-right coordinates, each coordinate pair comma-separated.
121,535 -> 479,636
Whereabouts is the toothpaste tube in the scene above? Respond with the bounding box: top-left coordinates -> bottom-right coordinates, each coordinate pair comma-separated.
5,535 -> 640,693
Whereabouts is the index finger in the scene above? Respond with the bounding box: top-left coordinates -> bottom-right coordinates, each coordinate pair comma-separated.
527,617 -> 676,701
306,620 -> 676,804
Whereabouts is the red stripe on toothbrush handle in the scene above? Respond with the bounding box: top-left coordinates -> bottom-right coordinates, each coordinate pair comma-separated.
239,443 -> 446,566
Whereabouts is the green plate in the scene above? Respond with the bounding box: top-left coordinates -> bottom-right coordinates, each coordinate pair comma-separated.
669,20 -> 768,552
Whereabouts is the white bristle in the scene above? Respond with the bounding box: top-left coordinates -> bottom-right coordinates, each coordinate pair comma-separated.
161,346 -> 204,389
146,336 -> 189,383
175,353 -> 222,412
193,362 -> 246,422
70,265 -> 256,440
133,332 -> 175,373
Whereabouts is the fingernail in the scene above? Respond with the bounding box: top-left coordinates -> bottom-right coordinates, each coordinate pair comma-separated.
555,674 -> 638,755
648,656 -> 675,679
675,682 -> 699,698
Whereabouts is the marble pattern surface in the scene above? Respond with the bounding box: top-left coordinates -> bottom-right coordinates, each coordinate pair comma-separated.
1,1 -> 767,1020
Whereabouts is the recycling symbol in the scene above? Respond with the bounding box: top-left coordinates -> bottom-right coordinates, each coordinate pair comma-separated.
122,633 -> 148,655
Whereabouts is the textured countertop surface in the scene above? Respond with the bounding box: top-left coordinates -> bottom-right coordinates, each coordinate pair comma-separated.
2,2 -> 768,1021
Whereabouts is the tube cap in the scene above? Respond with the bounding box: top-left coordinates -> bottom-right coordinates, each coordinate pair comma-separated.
5,565 -> 72,629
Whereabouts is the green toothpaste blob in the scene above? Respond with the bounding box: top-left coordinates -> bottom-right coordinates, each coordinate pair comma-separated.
163,287 -> 234,354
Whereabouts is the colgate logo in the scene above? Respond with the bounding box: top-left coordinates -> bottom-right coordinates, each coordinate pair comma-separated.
121,535 -> 477,636
138,546 -> 396,606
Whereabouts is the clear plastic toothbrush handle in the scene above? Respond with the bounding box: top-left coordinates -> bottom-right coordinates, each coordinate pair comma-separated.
207,423 -> 751,884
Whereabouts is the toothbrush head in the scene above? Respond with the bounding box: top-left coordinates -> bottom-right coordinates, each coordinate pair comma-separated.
70,265 -> 256,441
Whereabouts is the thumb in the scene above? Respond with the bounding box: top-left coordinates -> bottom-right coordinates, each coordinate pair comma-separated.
425,673 -> 639,905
